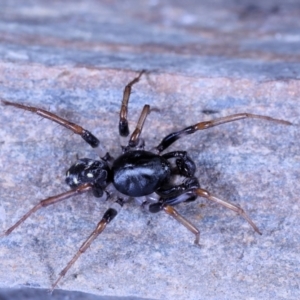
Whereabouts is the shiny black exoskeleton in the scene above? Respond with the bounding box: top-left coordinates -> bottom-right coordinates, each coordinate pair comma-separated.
112,150 -> 171,197
66,149 -> 198,205
65,158 -> 111,197
2,70 -> 291,290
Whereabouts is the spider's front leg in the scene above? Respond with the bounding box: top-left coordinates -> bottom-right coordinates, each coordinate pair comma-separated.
0,184 -> 92,237
1,99 -> 106,157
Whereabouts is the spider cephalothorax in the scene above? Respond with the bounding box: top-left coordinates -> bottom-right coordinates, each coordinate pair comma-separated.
1,70 -> 291,291
66,158 -> 111,197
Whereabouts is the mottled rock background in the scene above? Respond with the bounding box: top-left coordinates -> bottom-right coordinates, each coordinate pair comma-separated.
0,1 -> 299,300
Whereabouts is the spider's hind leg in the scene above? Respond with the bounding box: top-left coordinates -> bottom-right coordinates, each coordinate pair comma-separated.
155,113 -> 292,153
150,182 -> 261,244
194,188 -> 262,235
150,177 -> 201,244
163,205 -> 200,245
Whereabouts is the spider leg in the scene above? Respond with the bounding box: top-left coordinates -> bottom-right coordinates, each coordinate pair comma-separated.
162,151 -> 196,177
50,200 -> 122,291
152,183 -> 261,243
163,205 -> 200,245
0,184 -> 92,237
1,100 -> 106,157
194,187 -> 262,235
119,70 -> 146,137
155,113 -> 292,153
127,104 -> 150,148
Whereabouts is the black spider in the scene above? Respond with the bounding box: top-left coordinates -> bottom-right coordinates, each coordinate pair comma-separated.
1,70 -> 291,290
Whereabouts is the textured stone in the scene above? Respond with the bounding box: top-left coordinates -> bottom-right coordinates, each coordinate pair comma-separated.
0,1 -> 299,300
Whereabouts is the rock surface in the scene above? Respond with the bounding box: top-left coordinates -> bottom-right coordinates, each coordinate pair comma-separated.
0,1 -> 299,300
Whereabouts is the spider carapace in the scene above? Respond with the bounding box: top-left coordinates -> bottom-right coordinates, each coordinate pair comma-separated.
1,70 -> 292,290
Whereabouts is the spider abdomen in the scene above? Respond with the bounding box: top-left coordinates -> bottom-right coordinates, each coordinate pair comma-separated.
112,150 -> 171,197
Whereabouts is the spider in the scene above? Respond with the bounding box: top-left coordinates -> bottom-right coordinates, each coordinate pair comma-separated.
1,70 -> 291,291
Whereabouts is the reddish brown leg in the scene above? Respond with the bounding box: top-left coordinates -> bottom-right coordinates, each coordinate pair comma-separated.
50,203 -> 121,291
163,205 -> 200,245
119,70 -> 146,137
195,188 -> 262,235
156,113 -> 292,152
1,100 -> 104,155
128,104 -> 150,147
1,184 -> 92,237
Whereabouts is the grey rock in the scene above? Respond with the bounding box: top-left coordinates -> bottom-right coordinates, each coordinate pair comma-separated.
0,1 -> 299,300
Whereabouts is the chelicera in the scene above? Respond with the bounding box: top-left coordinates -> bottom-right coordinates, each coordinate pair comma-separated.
1,71 -> 291,290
